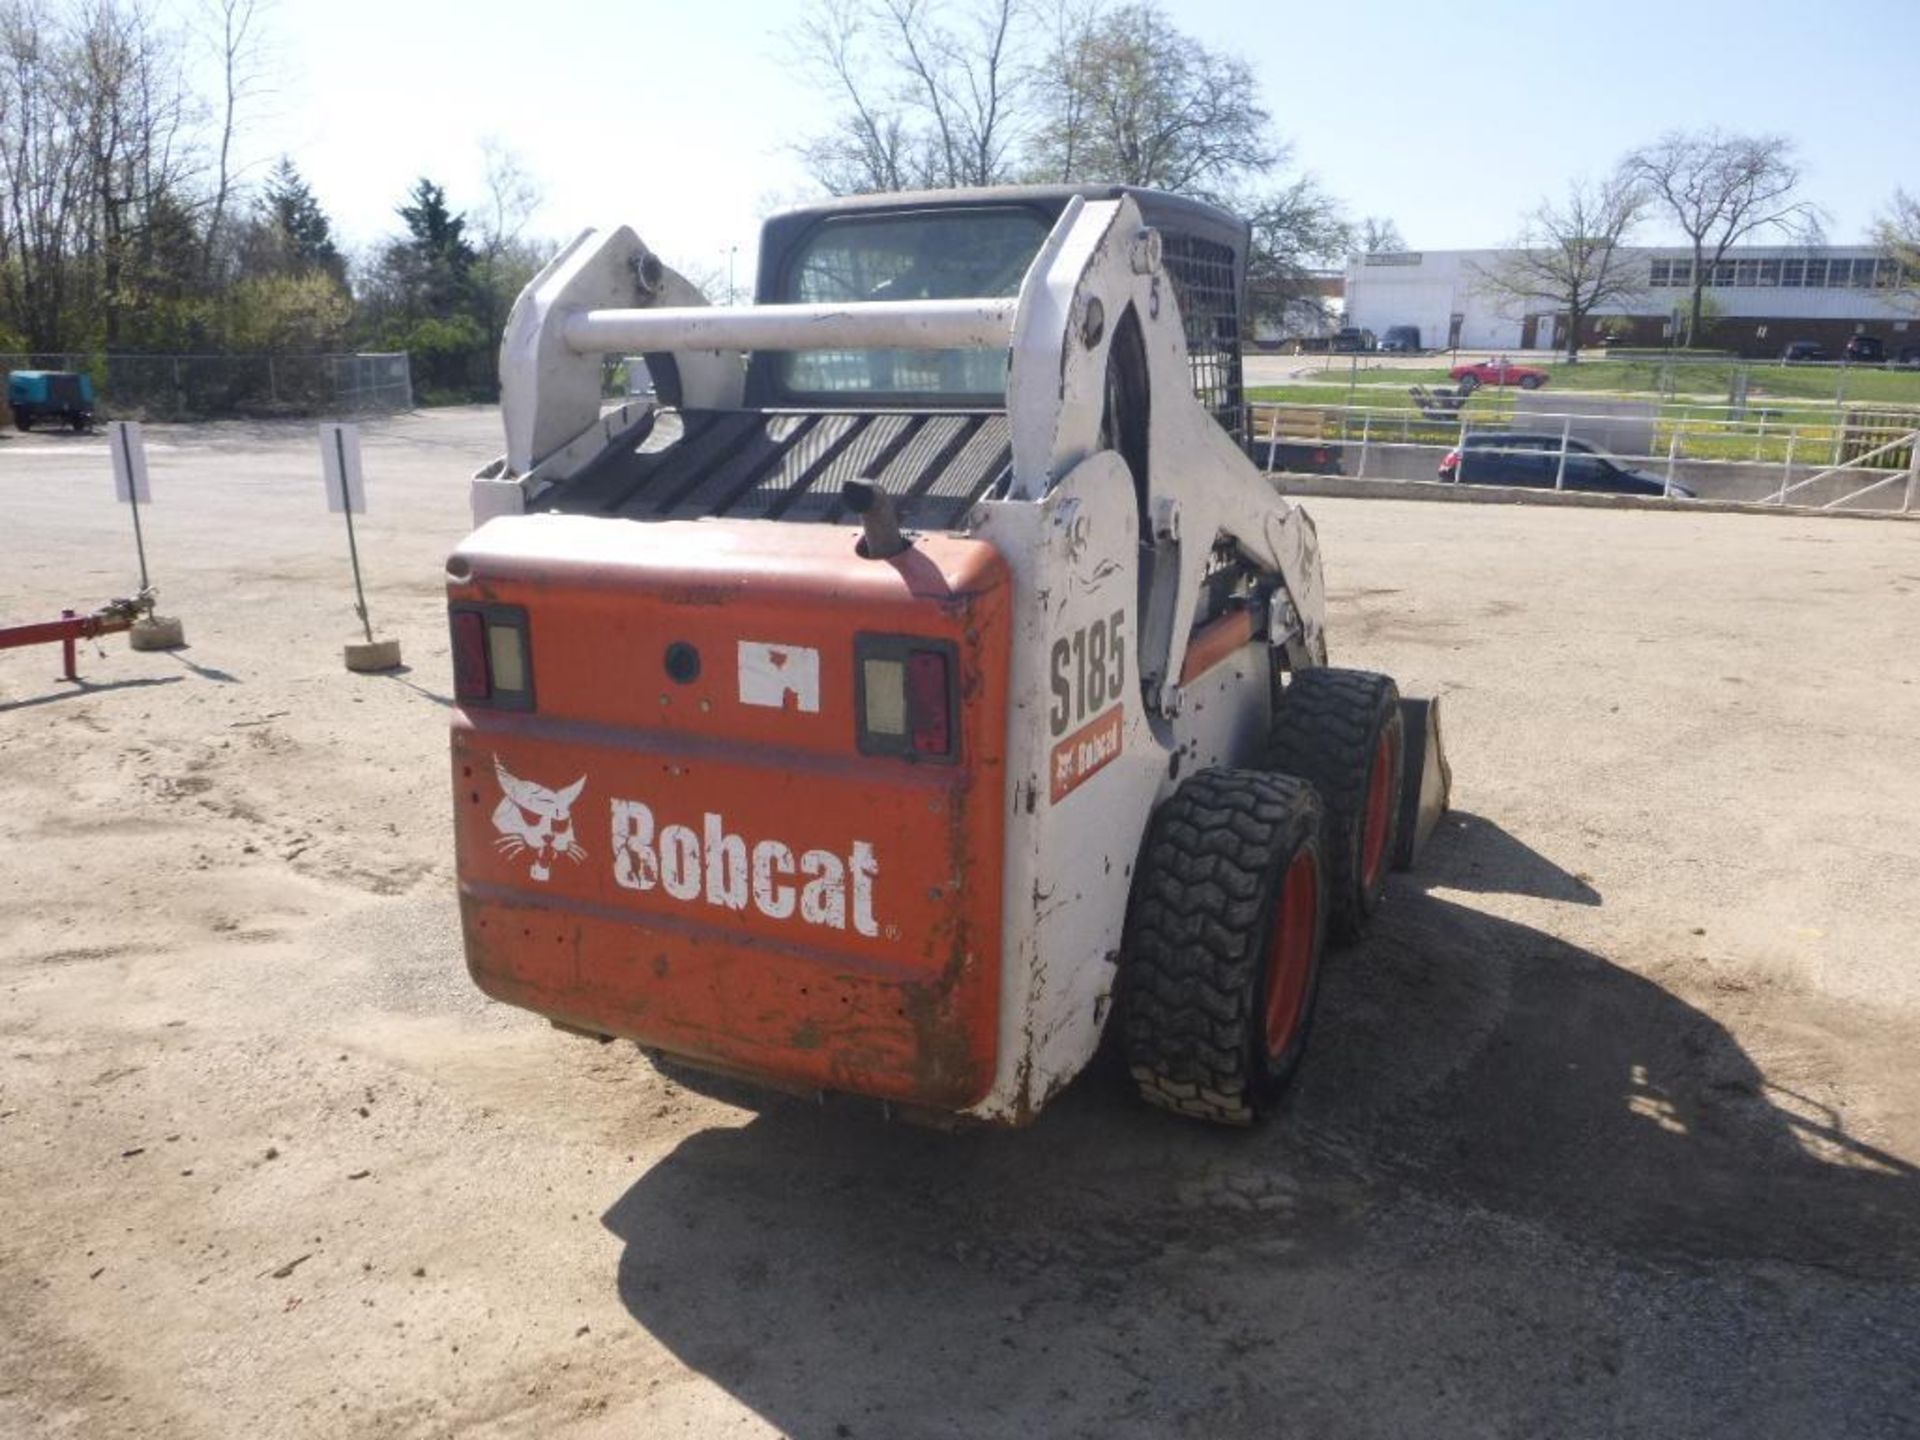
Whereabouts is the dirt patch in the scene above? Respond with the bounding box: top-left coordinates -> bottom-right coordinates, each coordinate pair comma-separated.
2,410 -> 1916,1437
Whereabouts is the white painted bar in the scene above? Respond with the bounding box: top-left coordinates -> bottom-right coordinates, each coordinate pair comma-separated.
561,298 -> 1019,355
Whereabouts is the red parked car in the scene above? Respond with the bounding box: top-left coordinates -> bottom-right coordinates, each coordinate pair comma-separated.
1449,356 -> 1548,391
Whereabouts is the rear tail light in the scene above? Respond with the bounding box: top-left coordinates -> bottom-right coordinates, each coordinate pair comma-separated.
449,603 -> 533,710
905,651 -> 951,756
452,611 -> 489,700
856,635 -> 957,761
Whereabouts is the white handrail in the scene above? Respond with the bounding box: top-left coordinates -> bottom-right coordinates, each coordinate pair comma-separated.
1777,429 -> 1920,501
1247,397 -> 1919,510
563,298 -> 1020,355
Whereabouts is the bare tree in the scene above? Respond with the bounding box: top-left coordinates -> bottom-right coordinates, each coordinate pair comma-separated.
0,0 -> 202,349
1034,1 -> 1274,193
790,0 -> 1026,194
787,0 -> 1349,339
0,0 -> 92,351
199,0 -> 270,281
1033,2 -> 1345,332
889,0 -> 1021,187
1625,130 -> 1822,345
1032,0 -> 1098,183
1244,176 -> 1352,336
473,137 -> 546,334
1473,174 -> 1648,362
477,137 -> 539,260
792,0 -> 907,193
1356,215 -> 1405,255
72,0 -> 203,345
1878,190 -> 1920,308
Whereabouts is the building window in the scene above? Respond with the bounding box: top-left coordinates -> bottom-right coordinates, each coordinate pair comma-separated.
1735,258 -> 1759,286
1803,258 -> 1826,287
1712,260 -> 1736,287
1781,258 -> 1805,287
1649,259 -> 1670,287
1874,258 -> 1900,288
1757,259 -> 1780,286
1669,259 -> 1692,288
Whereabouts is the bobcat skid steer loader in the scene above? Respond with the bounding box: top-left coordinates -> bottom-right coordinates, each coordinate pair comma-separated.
448,185 -> 1449,1126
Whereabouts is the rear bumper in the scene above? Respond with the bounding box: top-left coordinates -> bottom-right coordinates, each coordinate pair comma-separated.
462,882 -> 998,1109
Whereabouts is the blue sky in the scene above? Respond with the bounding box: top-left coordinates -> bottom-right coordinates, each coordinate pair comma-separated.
212,0 -> 1916,279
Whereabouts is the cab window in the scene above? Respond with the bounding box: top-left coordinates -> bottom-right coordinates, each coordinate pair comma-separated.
779,208 -> 1049,402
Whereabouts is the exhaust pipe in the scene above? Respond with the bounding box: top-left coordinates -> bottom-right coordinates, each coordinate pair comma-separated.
842,479 -> 910,560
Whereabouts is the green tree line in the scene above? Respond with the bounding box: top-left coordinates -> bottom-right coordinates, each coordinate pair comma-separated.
0,0 -> 544,405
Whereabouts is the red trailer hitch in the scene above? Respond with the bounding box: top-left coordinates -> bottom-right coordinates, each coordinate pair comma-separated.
0,590 -> 157,682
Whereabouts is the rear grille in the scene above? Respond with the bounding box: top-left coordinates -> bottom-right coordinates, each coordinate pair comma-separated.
542,411 -> 1012,532
1161,232 -> 1244,442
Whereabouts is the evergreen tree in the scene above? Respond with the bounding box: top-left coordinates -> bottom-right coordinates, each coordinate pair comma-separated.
395,177 -> 479,314
260,157 -> 344,281
358,177 -> 491,397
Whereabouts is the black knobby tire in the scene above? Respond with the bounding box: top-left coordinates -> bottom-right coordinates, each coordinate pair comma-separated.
1519,374 -> 1544,391
1267,667 -> 1404,944
1121,769 -> 1328,1126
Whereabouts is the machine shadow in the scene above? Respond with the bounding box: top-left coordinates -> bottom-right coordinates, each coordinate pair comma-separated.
374,665 -> 452,707
601,837 -> 1917,1438
0,673 -> 183,712
162,649 -> 241,684
1429,809 -> 1601,905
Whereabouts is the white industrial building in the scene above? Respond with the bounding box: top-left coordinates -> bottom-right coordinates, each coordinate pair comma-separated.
1342,246 -> 1917,357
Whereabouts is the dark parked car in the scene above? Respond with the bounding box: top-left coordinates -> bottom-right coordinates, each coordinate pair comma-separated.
1378,325 -> 1422,353
1897,344 -> 1920,368
1843,335 -> 1885,363
1438,432 -> 1695,498
1781,340 -> 1828,363
1329,327 -> 1375,352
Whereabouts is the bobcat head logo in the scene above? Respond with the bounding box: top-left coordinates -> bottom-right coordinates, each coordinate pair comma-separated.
491,757 -> 587,882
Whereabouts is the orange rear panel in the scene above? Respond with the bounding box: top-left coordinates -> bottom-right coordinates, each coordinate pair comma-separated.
449,516 -> 1011,1110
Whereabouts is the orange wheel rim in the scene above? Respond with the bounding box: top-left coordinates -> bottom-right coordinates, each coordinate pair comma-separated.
1264,850 -> 1319,1059
1360,730 -> 1395,891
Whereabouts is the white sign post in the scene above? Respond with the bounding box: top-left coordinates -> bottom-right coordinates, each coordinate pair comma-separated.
318,423 -> 400,671
108,419 -> 186,650
109,420 -> 153,590
320,421 -> 366,516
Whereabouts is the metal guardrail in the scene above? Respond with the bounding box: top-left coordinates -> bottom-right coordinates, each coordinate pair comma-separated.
1774,430 -> 1920,510
1250,399 -> 1920,512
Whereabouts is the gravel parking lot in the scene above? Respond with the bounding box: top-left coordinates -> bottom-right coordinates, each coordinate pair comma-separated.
3,408 -> 1917,1439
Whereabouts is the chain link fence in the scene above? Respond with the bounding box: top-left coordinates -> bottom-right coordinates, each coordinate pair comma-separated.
2,352 -> 412,422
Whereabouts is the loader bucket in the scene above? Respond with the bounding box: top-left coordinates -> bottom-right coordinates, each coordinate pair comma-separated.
1393,696 -> 1452,871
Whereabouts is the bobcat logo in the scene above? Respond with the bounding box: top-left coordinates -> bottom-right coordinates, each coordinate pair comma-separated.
491,757 -> 587,882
